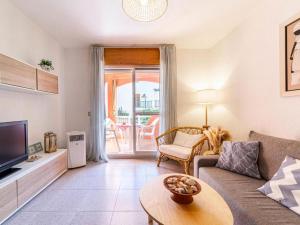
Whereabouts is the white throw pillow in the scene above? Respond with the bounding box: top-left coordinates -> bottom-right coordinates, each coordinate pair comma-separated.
258,156 -> 300,215
173,131 -> 203,148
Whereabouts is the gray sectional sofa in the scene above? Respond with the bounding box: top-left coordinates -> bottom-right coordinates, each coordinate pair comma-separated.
194,131 -> 300,225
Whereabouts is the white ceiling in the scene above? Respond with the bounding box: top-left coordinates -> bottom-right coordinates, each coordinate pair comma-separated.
11,0 -> 261,49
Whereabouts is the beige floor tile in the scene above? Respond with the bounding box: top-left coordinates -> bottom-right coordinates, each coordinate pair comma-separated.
30,212 -> 75,225
80,190 -> 118,211
114,190 -> 143,211
51,175 -> 121,190
70,212 -> 112,225
120,176 -> 147,189
110,212 -> 149,225
22,189 -> 87,212
5,212 -> 76,225
3,212 -> 38,225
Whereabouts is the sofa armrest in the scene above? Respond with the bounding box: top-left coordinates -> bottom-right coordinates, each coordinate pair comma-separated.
193,155 -> 219,177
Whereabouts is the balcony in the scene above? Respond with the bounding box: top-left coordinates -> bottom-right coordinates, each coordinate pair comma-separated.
106,115 -> 159,154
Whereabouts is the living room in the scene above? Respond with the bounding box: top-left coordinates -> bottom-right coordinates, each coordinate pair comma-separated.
0,0 -> 300,225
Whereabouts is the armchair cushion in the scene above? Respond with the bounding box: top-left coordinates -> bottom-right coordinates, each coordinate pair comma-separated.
173,131 -> 203,148
159,144 -> 192,159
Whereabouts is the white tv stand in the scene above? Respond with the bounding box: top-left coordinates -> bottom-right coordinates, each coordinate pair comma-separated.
0,149 -> 68,224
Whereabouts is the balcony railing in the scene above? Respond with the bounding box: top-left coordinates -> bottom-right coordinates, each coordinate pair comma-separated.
115,115 -> 156,125
116,116 -> 130,124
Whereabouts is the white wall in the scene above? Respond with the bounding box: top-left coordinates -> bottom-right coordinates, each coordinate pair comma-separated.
176,48 -> 242,138
64,48 -> 90,146
176,49 -> 212,127
0,0 -> 66,146
207,0 -> 300,140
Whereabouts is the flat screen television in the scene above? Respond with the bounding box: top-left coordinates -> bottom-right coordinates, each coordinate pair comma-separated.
0,121 -> 28,175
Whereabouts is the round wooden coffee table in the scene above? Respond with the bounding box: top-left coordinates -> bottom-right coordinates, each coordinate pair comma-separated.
139,173 -> 233,225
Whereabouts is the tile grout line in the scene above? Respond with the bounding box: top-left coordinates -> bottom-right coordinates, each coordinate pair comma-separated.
109,180 -> 121,225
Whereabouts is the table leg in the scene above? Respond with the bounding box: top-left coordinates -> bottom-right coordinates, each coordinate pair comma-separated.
148,215 -> 153,225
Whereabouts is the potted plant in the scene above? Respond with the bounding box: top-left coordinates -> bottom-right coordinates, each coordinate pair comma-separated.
38,59 -> 54,71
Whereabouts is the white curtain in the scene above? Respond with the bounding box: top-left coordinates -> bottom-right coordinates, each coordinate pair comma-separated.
88,46 -> 108,162
160,44 -> 178,132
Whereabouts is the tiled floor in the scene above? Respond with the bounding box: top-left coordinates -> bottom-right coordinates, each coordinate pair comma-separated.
4,159 -> 184,225
106,137 -> 156,154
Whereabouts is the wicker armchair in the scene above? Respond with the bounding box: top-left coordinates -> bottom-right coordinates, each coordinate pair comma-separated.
156,127 -> 208,174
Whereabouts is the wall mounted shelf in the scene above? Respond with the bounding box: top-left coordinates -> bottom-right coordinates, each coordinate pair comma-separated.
0,83 -> 55,95
37,69 -> 58,94
0,53 -> 59,94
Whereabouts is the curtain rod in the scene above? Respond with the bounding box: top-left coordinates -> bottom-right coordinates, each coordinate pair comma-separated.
91,44 -> 174,48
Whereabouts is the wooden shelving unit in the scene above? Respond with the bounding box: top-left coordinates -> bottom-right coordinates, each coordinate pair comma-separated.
37,69 -> 59,94
0,54 -> 36,90
0,53 -> 59,94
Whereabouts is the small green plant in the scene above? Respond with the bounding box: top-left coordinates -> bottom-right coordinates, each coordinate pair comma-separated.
38,59 -> 54,71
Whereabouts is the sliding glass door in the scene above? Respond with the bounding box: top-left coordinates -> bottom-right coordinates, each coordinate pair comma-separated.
135,69 -> 160,152
104,68 -> 160,156
105,69 -> 134,154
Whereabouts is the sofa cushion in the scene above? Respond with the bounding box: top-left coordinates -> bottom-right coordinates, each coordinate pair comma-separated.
159,144 -> 192,159
216,141 -> 261,179
258,156 -> 300,216
173,131 -> 203,148
248,131 -> 300,180
199,167 -> 300,225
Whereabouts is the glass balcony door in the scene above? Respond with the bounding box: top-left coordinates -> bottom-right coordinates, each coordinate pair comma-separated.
105,69 -> 134,154
135,69 -> 160,152
105,68 -> 160,156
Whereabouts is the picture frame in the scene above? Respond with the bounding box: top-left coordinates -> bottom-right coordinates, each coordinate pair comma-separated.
28,142 -> 43,155
280,12 -> 300,96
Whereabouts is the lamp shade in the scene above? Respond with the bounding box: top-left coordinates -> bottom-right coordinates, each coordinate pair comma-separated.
197,89 -> 218,105
122,0 -> 168,22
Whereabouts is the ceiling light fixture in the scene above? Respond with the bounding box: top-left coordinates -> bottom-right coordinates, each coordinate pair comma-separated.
122,0 -> 168,22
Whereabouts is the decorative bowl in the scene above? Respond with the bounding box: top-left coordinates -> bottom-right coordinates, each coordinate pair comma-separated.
163,175 -> 201,204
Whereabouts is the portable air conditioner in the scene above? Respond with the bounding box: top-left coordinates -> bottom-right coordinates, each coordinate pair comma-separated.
67,131 -> 86,168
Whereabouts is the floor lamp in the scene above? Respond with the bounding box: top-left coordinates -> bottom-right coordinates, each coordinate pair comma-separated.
197,89 -> 218,129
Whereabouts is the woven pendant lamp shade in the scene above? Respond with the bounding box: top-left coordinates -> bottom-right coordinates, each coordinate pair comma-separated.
122,0 -> 168,22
